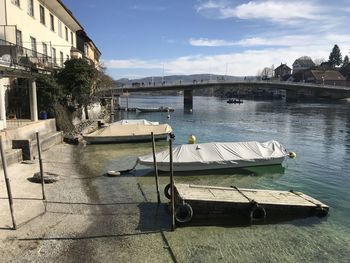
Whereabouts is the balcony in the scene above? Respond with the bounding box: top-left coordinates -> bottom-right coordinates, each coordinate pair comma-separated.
0,38 -> 56,71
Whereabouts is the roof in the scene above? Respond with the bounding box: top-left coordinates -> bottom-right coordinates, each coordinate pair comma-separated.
43,1 -> 83,31
310,70 -> 346,81
293,56 -> 315,68
275,64 -> 291,71
76,30 -> 102,56
58,0 -> 84,30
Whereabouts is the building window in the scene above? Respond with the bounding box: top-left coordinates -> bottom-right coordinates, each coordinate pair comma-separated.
52,48 -> 56,65
84,43 -> 88,56
60,52 -> 63,66
12,0 -> 20,7
50,14 -> 54,31
27,0 -> 34,17
16,30 -> 23,54
42,43 -> 47,57
39,5 -> 45,25
65,27 -> 68,41
70,31 -> 74,46
16,30 -> 22,46
58,20 -> 62,37
30,36 -> 37,57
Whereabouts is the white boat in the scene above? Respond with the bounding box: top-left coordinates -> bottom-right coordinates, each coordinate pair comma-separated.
136,106 -> 175,112
137,140 -> 288,172
83,119 -> 172,143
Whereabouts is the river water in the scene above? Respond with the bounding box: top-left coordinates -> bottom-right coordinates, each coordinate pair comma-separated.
79,95 -> 350,262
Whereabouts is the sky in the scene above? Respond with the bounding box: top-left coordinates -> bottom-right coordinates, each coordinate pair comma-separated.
63,0 -> 350,80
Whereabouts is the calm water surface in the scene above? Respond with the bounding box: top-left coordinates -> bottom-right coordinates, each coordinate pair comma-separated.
80,96 -> 350,262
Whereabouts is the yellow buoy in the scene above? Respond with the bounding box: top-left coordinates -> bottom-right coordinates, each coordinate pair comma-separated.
188,134 -> 196,144
288,152 -> 296,159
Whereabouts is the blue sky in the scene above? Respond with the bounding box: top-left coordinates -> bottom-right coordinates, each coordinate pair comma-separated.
63,0 -> 350,79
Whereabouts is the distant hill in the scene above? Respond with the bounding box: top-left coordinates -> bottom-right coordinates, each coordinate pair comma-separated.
115,74 -> 245,86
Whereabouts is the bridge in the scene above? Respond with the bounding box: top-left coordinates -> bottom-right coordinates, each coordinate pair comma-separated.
99,80 -> 350,111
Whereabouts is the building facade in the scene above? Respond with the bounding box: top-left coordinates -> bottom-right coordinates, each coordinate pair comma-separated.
292,56 -> 315,74
274,63 -> 291,80
293,69 -> 346,86
0,0 -> 90,130
76,30 -> 101,69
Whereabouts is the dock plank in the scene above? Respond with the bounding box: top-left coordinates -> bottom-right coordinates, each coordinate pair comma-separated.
175,184 -> 328,209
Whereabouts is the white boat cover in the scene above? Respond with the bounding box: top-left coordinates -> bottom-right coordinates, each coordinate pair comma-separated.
84,119 -> 172,142
112,119 -> 159,125
137,140 -> 288,171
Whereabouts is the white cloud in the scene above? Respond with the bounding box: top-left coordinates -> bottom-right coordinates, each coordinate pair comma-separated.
226,1 -> 324,21
163,47 -> 327,76
196,0 -> 227,12
196,0 -> 330,25
103,59 -> 162,69
104,29 -> 350,77
189,34 -> 350,48
104,40 -> 350,78
189,38 -> 236,47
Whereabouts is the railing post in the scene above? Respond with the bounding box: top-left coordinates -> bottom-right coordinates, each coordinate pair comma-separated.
36,132 -> 46,201
151,132 -> 161,204
0,137 -> 17,230
169,138 -> 175,231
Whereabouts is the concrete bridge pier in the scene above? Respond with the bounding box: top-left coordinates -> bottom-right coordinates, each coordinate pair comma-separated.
184,89 -> 193,112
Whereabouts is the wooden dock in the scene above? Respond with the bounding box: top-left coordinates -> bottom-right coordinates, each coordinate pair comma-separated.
170,184 -> 329,225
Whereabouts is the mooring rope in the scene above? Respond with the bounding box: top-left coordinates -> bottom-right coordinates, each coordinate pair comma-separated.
230,185 -> 257,205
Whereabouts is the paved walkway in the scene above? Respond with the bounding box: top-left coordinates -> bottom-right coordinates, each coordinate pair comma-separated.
0,144 -> 174,263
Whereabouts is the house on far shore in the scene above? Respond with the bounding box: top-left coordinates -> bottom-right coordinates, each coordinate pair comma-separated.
340,64 -> 350,86
293,69 -> 346,86
292,56 -> 315,74
274,63 -> 291,80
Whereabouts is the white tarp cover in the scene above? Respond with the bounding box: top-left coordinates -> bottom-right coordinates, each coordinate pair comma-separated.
138,140 -> 288,169
85,122 -> 172,138
112,119 -> 160,125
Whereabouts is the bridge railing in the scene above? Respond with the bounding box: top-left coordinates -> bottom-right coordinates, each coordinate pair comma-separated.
116,79 -> 349,90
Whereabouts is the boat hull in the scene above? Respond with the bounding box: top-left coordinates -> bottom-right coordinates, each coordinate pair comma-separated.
139,157 -> 286,172
84,133 -> 168,144
136,107 -> 175,112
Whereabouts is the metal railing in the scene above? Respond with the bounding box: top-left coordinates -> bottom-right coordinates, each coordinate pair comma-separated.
0,38 -> 56,70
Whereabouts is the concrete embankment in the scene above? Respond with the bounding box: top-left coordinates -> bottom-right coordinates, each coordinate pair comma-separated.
0,143 -> 174,262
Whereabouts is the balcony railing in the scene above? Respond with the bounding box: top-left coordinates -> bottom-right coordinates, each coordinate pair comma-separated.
0,38 -> 57,71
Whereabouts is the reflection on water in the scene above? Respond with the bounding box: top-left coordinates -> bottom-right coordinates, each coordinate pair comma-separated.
79,96 -> 350,262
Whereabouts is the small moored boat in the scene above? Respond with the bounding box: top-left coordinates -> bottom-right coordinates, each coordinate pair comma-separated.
137,140 -> 288,172
136,106 -> 175,112
227,98 -> 243,104
83,119 -> 172,144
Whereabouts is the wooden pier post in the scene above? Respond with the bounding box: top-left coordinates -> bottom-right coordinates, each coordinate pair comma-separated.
169,138 -> 175,231
151,132 -> 161,204
110,95 -> 115,123
36,132 -> 46,201
0,137 -> 17,229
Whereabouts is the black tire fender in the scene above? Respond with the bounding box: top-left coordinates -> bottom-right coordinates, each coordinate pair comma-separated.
164,184 -> 171,200
175,203 -> 193,223
250,205 -> 266,223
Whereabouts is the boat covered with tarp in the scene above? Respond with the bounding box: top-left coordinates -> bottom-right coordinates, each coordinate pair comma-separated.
83,119 -> 172,143
137,140 -> 288,171
136,107 -> 175,112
